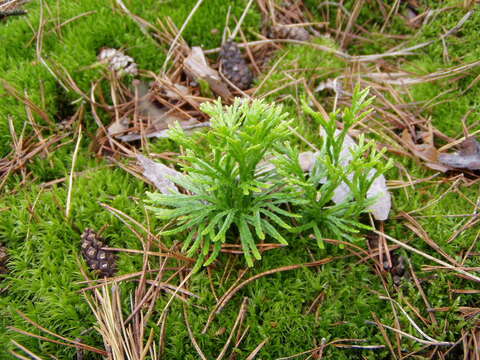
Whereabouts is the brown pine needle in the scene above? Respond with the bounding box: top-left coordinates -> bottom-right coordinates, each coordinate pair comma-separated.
245,338 -> 268,360
374,230 -> 480,283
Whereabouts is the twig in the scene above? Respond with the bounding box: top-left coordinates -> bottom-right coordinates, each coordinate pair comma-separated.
0,9 -> 26,18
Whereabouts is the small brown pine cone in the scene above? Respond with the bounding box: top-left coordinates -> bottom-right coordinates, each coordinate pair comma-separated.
269,25 -> 310,41
81,229 -> 117,278
0,244 -> 8,277
219,41 -> 253,90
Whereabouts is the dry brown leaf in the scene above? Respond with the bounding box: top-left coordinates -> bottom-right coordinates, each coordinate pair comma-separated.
183,46 -> 232,99
107,117 -> 130,136
439,137 -> 480,170
401,128 -> 449,172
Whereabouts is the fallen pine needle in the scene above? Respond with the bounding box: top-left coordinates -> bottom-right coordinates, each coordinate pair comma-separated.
374,230 -> 480,283
66,125 -> 82,219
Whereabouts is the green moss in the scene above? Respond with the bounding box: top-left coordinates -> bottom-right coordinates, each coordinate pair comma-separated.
1,0 -> 480,358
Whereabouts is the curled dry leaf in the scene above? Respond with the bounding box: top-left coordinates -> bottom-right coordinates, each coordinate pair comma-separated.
184,46 -> 231,99
115,80 -> 207,142
136,154 -> 183,194
163,82 -> 189,100
439,137 -> 480,170
107,116 -> 130,136
136,80 -> 187,129
401,128 -> 449,172
315,77 -> 343,97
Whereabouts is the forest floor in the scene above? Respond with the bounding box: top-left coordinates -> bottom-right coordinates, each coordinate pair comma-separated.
0,0 -> 479,359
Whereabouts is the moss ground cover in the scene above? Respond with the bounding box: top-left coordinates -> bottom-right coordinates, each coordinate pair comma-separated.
1,0 -> 479,359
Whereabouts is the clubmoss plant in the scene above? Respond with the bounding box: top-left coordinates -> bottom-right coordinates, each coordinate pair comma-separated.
146,99 -> 301,269
277,87 -> 393,248
147,88 -> 392,267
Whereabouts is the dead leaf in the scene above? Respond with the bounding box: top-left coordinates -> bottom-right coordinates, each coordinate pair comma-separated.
401,128 -> 449,172
314,77 -> 343,97
439,137 -> 480,170
164,83 -> 189,100
119,121 -> 210,142
136,155 -> 183,194
107,116 -> 130,136
183,47 -> 232,100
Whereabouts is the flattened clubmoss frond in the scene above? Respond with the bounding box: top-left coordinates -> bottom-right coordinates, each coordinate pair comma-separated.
147,98 -> 300,270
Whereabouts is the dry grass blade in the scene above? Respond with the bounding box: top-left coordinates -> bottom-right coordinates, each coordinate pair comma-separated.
36,0 -> 69,92
276,338 -> 383,360
0,0 -> 28,12
162,0 -> 205,72
366,320 -> 452,346
99,202 -> 171,253
102,247 -> 195,263
114,0 -> 159,39
84,281 -> 162,359
9,351 -> 34,360
379,297 -> 446,344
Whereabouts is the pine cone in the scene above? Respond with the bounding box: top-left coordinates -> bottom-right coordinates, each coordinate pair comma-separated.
219,41 -> 253,90
383,253 -> 406,286
81,229 -> 117,277
269,25 -> 310,41
0,244 -> 8,277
